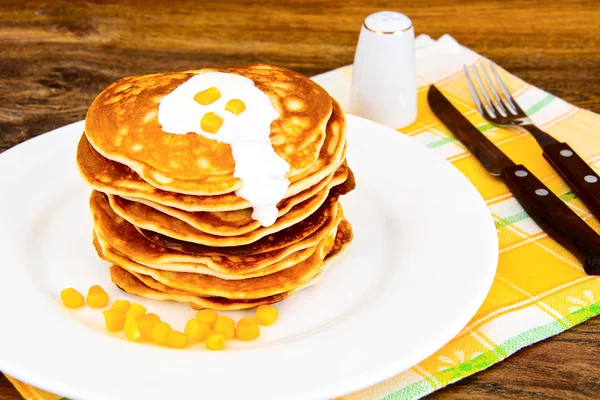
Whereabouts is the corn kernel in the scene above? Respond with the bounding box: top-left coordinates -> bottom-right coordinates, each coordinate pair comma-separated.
184,319 -> 211,342
214,315 -> 235,340
138,313 -> 161,341
60,288 -> 84,309
152,322 -> 173,346
196,309 -> 218,328
103,309 -> 126,332
125,302 -> 147,320
236,317 -> 260,341
110,299 -> 131,313
225,99 -> 246,115
194,87 -> 221,105
86,285 -> 109,308
167,330 -> 190,349
200,112 -> 223,134
254,305 -> 278,326
205,332 -> 226,350
124,317 -> 141,341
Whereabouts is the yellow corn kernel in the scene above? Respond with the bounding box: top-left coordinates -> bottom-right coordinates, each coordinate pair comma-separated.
196,309 -> 218,328
125,302 -> 147,320
225,99 -> 246,115
138,313 -> 161,341
167,330 -> 190,349
184,319 -> 211,342
152,322 -> 173,346
213,315 -> 235,340
110,299 -> 131,313
200,112 -> 223,134
194,87 -> 221,105
236,317 -> 260,341
254,305 -> 279,326
60,288 -> 84,309
124,317 -> 141,341
103,309 -> 126,332
205,332 -> 226,350
86,285 -> 109,308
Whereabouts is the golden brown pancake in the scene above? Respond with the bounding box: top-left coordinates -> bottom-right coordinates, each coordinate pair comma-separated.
138,197 -> 339,256
99,229 -> 331,299
90,190 -> 341,274
84,65 -> 333,195
107,179 -> 334,247
95,229 -> 316,280
108,216 -> 353,309
94,208 -> 342,281
77,99 -> 346,212
133,176 -> 353,256
110,265 -> 296,310
122,162 -> 348,237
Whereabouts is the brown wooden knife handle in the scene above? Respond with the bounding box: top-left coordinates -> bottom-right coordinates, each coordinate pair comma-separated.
501,164 -> 600,275
541,141 -> 600,220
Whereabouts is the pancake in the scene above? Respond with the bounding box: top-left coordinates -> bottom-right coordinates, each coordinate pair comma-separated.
90,190 -> 341,274
77,99 -> 346,212
99,228 -> 332,299
97,220 -> 337,284
139,197 -> 339,256
108,216 -> 353,310
107,177 -> 335,247
135,174 -> 353,256
94,210 -> 342,280
97,225 -> 322,281
110,265 -> 296,310
84,65 -> 332,195
123,161 -> 348,237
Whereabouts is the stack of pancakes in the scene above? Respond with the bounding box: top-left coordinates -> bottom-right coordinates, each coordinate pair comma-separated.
77,65 -> 354,310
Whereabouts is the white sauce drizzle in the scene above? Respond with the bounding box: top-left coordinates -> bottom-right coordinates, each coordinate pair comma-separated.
157,72 -> 289,227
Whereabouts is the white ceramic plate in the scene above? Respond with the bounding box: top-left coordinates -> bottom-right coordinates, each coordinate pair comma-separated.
0,116 -> 497,400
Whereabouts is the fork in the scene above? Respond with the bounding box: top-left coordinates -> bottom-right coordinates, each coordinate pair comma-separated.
464,61 -> 600,220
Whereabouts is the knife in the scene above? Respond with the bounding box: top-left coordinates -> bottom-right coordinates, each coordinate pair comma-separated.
428,85 -> 600,275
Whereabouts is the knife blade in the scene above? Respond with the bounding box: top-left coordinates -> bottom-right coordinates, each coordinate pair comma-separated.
428,84 -> 600,275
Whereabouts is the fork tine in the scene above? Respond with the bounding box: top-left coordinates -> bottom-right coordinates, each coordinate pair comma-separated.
463,65 -> 487,117
489,62 -> 519,115
472,64 -> 496,118
480,64 -> 508,117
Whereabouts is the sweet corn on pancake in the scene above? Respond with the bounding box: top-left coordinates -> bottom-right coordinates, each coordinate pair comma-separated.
108,218 -> 353,310
80,63 -> 355,308
84,65 -> 332,196
90,190 -> 341,274
76,99 -> 346,213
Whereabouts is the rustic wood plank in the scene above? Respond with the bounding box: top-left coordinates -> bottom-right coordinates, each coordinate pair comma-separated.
1,0 -> 599,398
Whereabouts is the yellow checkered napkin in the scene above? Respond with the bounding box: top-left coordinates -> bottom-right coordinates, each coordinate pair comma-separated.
5,34 -> 600,400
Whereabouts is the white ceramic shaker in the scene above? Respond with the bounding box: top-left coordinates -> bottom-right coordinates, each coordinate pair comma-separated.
350,11 -> 417,129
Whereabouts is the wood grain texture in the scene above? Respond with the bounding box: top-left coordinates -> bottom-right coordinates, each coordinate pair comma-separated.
1,0 -> 599,398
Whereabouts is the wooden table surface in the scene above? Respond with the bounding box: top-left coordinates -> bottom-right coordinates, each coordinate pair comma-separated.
1,0 -> 599,398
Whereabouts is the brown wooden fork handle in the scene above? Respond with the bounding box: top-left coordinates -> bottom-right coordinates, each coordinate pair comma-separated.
540,140 -> 600,220
501,164 -> 600,275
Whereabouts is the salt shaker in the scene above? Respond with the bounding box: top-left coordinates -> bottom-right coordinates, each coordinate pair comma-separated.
350,11 -> 417,129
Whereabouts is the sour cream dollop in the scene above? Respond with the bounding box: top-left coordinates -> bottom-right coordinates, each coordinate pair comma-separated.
158,72 -> 290,227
